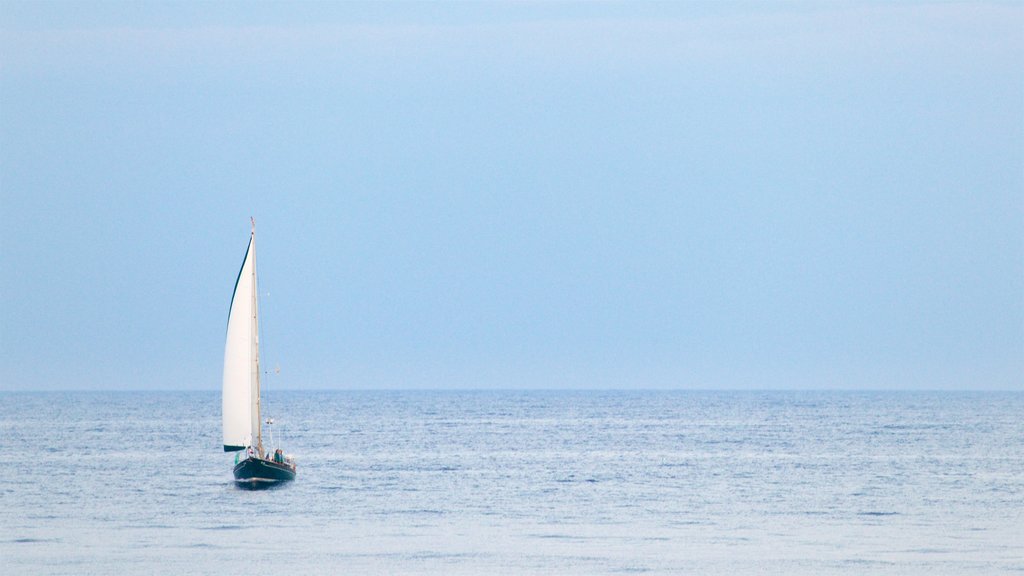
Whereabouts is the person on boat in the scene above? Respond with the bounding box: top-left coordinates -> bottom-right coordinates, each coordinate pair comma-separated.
274,449 -> 284,463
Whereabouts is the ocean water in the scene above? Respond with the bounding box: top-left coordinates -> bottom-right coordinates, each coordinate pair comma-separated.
1,390 -> 1022,575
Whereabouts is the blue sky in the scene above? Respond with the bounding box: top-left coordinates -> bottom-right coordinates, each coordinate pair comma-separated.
1,1 -> 1021,390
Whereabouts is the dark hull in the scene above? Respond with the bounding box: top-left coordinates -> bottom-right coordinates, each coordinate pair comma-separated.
233,456 -> 296,488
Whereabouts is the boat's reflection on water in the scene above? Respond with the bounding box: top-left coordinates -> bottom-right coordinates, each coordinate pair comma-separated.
233,479 -> 291,491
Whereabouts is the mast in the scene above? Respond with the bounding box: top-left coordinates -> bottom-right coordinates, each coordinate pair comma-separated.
251,217 -> 264,457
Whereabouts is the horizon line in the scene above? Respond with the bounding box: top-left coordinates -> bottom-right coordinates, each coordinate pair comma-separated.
1,387 -> 1020,393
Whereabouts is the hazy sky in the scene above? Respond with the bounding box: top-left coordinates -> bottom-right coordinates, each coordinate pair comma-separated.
1,1 -> 1021,391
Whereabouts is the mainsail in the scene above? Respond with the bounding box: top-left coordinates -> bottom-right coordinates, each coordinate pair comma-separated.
222,227 -> 262,452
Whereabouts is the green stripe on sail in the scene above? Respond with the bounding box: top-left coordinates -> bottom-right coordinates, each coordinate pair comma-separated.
225,235 -> 252,331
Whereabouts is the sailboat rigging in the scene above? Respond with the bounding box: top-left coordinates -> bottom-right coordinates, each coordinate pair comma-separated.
222,218 -> 296,487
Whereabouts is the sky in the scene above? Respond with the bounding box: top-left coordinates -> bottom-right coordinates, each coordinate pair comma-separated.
1,1 -> 1021,391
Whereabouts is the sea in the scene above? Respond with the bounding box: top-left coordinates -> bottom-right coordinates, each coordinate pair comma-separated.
1,390 -> 1022,575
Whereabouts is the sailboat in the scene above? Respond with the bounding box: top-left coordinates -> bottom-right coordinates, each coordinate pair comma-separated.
222,218 -> 296,487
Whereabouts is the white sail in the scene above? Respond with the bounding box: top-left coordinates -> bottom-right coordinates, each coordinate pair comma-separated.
222,231 -> 261,452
